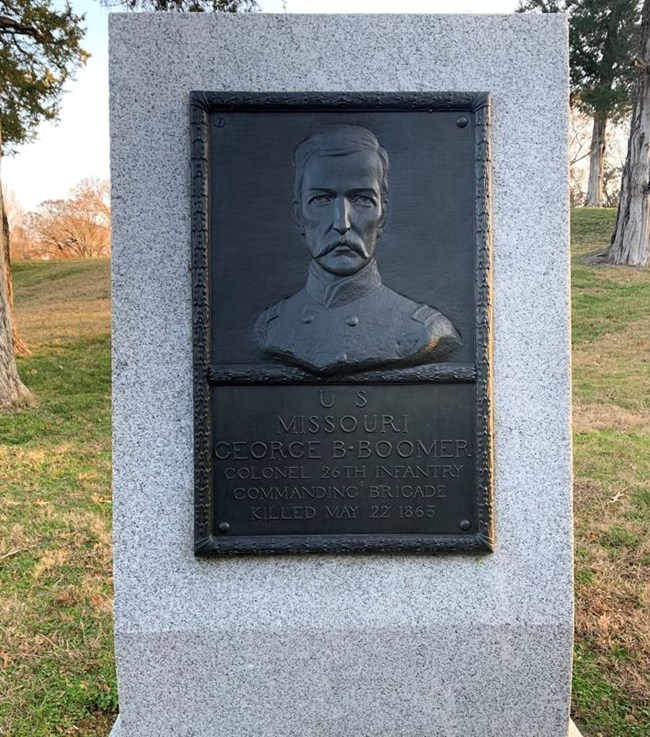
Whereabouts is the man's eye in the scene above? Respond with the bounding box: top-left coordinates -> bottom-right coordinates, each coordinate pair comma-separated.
309,195 -> 331,206
353,195 -> 375,207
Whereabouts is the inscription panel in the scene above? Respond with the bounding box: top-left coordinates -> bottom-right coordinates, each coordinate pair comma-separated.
191,92 -> 493,554
213,385 -> 475,537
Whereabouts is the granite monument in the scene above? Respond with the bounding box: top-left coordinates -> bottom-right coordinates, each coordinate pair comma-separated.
110,12 -> 575,737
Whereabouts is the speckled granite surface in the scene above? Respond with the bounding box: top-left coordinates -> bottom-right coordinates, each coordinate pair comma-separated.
110,13 -> 573,737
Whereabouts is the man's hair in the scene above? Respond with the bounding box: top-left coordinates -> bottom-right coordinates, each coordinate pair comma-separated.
293,124 -> 390,209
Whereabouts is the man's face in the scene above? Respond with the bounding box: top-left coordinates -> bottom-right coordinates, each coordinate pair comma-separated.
297,149 -> 384,277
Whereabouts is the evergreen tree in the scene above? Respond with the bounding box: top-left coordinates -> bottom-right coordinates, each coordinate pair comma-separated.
0,0 -> 88,408
518,0 -> 641,206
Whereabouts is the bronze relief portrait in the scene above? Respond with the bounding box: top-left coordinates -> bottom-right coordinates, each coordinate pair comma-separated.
255,125 -> 461,374
203,98 -> 478,380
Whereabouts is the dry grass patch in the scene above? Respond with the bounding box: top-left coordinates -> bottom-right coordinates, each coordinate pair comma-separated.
573,404 -> 650,434
18,301 -> 111,345
12,259 -> 110,346
573,313 -> 650,412
573,491 -> 650,731
33,549 -> 72,579
573,445 -> 650,732
575,543 -> 650,700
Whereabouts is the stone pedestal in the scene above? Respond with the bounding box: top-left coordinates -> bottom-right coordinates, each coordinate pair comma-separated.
110,13 -> 573,737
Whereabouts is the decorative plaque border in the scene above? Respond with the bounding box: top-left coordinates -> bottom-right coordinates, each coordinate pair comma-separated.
191,92 -> 493,555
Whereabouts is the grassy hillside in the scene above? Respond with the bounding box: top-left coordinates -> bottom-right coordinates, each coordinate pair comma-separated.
0,259 -> 115,737
0,213 -> 648,736
570,210 -> 650,736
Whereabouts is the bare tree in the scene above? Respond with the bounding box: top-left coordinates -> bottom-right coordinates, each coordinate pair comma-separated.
569,108 -> 631,207
569,108 -> 594,204
26,178 -> 111,258
570,107 -> 594,168
609,0 -> 650,266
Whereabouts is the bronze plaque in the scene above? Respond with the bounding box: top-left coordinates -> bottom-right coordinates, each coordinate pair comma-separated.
191,92 -> 493,555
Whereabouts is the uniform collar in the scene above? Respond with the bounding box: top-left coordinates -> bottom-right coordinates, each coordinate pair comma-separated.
305,260 -> 382,308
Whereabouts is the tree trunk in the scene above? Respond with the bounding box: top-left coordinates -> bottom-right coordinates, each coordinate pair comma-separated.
0,125 -> 30,408
2,197 -> 31,356
584,114 -> 608,207
609,0 -> 650,267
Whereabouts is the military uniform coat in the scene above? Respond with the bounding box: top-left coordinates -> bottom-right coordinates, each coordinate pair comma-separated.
255,261 -> 461,374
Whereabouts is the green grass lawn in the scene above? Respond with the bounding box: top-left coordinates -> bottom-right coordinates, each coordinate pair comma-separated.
0,259 -> 116,737
570,209 -> 650,737
0,214 -> 648,736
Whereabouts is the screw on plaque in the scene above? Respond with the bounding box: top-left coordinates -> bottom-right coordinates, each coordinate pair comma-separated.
459,519 -> 471,531
218,522 -> 231,533
456,115 -> 469,128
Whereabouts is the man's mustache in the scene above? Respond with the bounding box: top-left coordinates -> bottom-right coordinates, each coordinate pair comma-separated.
315,237 -> 370,258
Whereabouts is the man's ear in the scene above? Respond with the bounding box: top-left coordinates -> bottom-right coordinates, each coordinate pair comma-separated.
293,200 -> 305,237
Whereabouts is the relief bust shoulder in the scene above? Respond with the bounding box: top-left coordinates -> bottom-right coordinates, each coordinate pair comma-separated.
256,262 -> 460,374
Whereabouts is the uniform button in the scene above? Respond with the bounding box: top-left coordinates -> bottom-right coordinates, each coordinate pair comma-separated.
302,313 -> 314,324
346,316 -> 359,327
338,353 -> 348,363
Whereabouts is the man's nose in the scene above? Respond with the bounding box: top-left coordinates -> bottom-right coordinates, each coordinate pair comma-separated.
332,198 -> 351,234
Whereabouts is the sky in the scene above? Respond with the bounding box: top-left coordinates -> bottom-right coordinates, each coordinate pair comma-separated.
2,0 -> 519,212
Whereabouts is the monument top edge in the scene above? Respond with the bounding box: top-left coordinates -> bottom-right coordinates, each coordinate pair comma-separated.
108,11 -> 568,25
